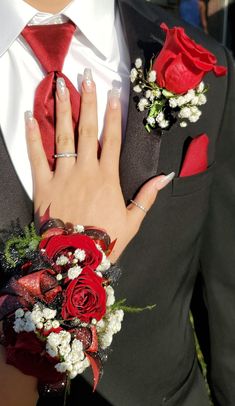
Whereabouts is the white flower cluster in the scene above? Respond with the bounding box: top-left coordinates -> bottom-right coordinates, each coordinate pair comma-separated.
96,309 -> 124,350
168,83 -> 207,127
55,248 -> 87,281
46,331 -> 90,379
14,303 -> 59,333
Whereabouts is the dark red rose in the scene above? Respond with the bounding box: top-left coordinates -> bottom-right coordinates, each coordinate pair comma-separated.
153,23 -> 227,94
62,267 -> 106,323
5,331 -> 64,383
40,234 -> 102,270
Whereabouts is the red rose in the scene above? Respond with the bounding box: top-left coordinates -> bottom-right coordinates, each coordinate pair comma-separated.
153,23 -> 227,94
5,331 -> 64,383
62,267 -> 106,323
40,234 -> 102,270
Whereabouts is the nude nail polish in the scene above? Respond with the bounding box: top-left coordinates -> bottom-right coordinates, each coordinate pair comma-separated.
108,88 -> 120,109
57,77 -> 67,100
83,68 -> 94,92
24,110 -> 35,129
154,172 -> 175,189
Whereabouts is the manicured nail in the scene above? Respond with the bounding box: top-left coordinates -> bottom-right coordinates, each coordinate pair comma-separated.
83,68 -> 94,93
24,110 -> 35,129
108,88 -> 120,109
57,77 -> 67,101
154,172 -> 175,189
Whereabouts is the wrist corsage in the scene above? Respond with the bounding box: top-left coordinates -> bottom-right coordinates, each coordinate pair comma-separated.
0,215 -> 154,399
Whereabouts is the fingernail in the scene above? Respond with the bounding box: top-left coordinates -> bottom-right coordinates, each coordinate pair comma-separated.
24,110 -> 35,129
108,87 -> 120,109
154,172 -> 175,189
83,68 -> 94,93
57,77 -> 67,101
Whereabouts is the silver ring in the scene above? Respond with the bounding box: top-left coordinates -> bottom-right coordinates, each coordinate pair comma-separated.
54,152 -> 77,158
130,199 -> 147,214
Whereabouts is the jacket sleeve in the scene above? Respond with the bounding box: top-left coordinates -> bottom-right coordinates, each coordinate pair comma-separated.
199,48 -> 235,405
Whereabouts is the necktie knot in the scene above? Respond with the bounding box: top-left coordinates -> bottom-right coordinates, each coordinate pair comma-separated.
21,21 -> 76,73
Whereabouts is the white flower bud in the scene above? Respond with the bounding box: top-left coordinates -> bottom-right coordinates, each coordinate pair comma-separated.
74,249 -> 86,262
159,120 -> 170,129
177,96 -> 187,107
135,58 -> 142,69
43,308 -> 57,320
145,90 -> 152,99
130,68 -> 138,83
138,98 -> 148,112
197,94 -> 207,105
68,265 -> 82,280
147,116 -> 155,126
15,308 -> 24,318
52,320 -> 60,329
179,107 -> 191,119
133,85 -> 142,93
105,285 -> 115,307
36,322 -> 44,329
56,273 -> 63,281
197,81 -> 205,93
191,96 -> 199,106
169,98 -> 178,108
156,112 -> 164,123
148,70 -> 157,82
56,255 -> 69,266
73,225 -> 85,233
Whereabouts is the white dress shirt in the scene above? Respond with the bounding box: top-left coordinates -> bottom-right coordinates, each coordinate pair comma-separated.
0,0 -> 130,198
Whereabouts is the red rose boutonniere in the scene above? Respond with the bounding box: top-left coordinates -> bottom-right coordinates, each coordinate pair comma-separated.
131,23 -> 227,132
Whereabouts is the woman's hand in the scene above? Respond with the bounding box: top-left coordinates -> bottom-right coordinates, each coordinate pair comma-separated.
25,71 -> 174,262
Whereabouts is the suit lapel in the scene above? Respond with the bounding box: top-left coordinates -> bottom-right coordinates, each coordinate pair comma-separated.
118,0 -> 165,203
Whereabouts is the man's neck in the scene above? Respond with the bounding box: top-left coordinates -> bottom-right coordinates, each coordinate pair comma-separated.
23,0 -> 72,13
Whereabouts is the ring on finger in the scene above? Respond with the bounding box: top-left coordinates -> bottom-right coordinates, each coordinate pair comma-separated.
54,152 -> 77,158
130,199 -> 148,214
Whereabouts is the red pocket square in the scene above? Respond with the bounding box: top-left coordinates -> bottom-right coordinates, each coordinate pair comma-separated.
179,133 -> 209,177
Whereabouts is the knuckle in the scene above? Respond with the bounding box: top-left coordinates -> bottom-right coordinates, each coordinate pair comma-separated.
56,133 -> 72,147
79,125 -> 96,138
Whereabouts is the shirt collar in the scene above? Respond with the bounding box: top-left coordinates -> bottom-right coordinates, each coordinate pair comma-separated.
0,0 -> 115,58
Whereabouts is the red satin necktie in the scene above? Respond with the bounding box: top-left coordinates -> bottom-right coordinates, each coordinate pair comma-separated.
22,22 -> 81,169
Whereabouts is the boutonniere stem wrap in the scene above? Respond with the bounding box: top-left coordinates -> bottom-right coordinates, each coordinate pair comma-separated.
131,23 -> 227,132
0,217 -> 155,400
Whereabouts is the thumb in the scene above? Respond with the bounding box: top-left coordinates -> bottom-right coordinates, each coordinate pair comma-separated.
127,171 -> 175,224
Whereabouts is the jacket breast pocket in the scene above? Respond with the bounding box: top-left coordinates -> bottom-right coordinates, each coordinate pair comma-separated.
171,163 -> 215,197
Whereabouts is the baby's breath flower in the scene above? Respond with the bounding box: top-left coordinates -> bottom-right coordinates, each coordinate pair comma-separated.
159,120 -> 170,129
56,273 -> 63,281
169,98 -> 178,108
56,255 -> 69,266
156,112 -> 164,123
138,98 -> 148,112
74,249 -> 86,262
15,308 -> 24,318
130,68 -> 138,83
179,107 -> 191,119
68,265 -> 82,280
133,85 -> 142,93
197,94 -> 207,105
147,116 -> 155,126
197,81 -> 205,93
180,121 -> 188,128
148,70 -> 157,82
135,58 -> 142,69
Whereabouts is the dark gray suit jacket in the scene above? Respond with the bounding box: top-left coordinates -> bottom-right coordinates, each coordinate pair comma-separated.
1,1 -> 234,405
